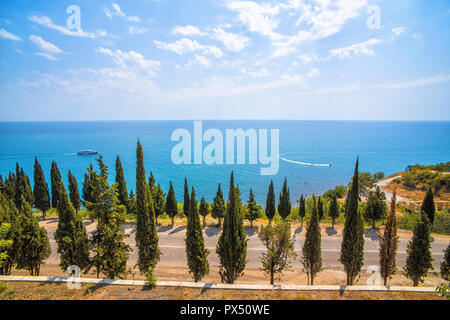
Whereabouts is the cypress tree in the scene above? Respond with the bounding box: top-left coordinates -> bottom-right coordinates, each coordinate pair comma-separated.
54,184 -> 90,272
211,184 -> 225,227
404,214 -> 434,286
317,196 -> 324,221
265,180 -> 276,225
33,157 -> 50,219
0,192 -> 18,275
379,189 -> 399,286
135,140 -> 161,277
115,156 -> 129,210
185,187 -> 209,282
165,181 -> 178,226
277,178 -> 291,220
85,156 -> 131,279
246,189 -> 261,228
148,172 -> 156,200
199,196 -> 209,227
301,196 -> 322,285
14,196 -> 50,276
421,187 -> 435,225
441,244 -> 450,281
154,183 -> 165,225
364,186 -> 387,228
216,172 -> 248,284
50,161 -> 65,208
183,178 -> 190,218
14,164 -> 33,208
298,194 -> 306,228
68,170 -> 82,213
328,194 -> 340,229
128,189 -> 137,217
340,157 -> 365,285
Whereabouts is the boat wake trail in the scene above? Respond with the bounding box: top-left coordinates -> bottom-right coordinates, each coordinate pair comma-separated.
280,157 -> 332,167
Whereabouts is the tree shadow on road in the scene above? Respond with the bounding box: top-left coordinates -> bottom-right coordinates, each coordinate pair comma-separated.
325,227 -> 337,236
169,226 -> 186,235
244,226 -> 258,237
205,226 -> 221,237
157,225 -> 172,233
365,228 -> 381,241
294,227 -> 303,234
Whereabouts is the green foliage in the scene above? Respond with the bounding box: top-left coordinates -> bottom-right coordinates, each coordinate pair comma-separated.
135,140 -> 160,276
379,191 -> 399,286
441,244 -> 450,281
216,172 -> 247,284
400,162 -> 449,193
404,214 -> 434,286
33,157 -> 50,218
323,185 -> 347,199
115,156 -> 129,211
145,265 -> 157,289
317,196 -> 324,220
363,186 -> 387,228
0,223 -> 13,273
436,283 -> 450,298
211,184 -> 225,226
185,188 -> 209,282
199,196 -> 210,227
85,156 -> 131,279
301,196 -> 322,285
183,178 -> 190,218
259,222 -> 297,285
265,181 -> 276,224
154,183 -> 166,224
54,183 -> 90,273
165,181 -> 178,226
421,188 -> 435,225
328,194 -> 340,229
127,189 -> 137,218
277,178 -> 291,220
68,170 -> 82,213
340,157 -> 365,285
245,189 -> 261,228
14,197 -> 50,276
298,194 -> 306,227
50,161 -> 64,209
0,193 -> 17,275
82,164 -> 95,206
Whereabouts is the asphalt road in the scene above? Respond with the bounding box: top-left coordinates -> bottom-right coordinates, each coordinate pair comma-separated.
41,220 -> 448,271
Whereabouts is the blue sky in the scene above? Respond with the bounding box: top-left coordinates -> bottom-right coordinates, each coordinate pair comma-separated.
0,0 -> 449,121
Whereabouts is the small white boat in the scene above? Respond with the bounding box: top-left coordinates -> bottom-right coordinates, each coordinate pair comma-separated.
77,150 -> 98,156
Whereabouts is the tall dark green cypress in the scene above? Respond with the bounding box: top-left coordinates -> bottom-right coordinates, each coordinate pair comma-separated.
211,184 -> 225,227
115,156 -> 129,210
33,157 -> 50,219
14,164 -> 33,208
216,172 -> 247,284
246,189 -> 260,228
340,157 -> 365,285
421,187 -> 435,225
404,214 -> 433,286
154,183 -> 165,225
54,183 -> 90,272
301,196 -> 322,285
68,170 -> 81,213
328,194 -> 340,229
165,181 -> 178,226
298,194 -> 306,228
50,161 -> 64,208
277,178 -> 291,220
317,196 -> 324,220
135,140 -> 161,277
185,187 -> 209,282
265,180 -> 276,225
441,244 -> 450,281
183,178 -> 190,218
199,196 -> 209,227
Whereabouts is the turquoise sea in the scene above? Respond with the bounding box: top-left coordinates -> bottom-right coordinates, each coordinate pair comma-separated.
0,121 -> 449,205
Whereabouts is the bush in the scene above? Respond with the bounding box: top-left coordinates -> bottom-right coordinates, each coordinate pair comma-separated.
399,210 -> 450,235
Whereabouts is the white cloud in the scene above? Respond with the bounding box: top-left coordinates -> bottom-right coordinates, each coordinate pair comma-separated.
227,1 -> 285,41
413,33 -> 423,40
29,35 -> 64,60
0,28 -> 21,41
29,15 -> 96,38
128,26 -> 149,35
187,54 -> 211,68
173,25 -> 207,36
247,68 -> 270,78
104,3 -> 141,22
392,27 -> 406,37
299,53 -> 322,64
154,38 -> 223,58
330,38 -> 382,58
96,47 -> 160,76
212,28 -> 250,52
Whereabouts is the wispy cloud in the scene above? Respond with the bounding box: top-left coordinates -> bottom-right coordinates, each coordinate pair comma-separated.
154,38 -> 223,58
173,25 -> 207,36
212,28 -> 250,52
29,15 -> 97,38
0,28 -> 21,41
330,38 -> 382,58
104,3 -> 140,22
29,35 -> 64,60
